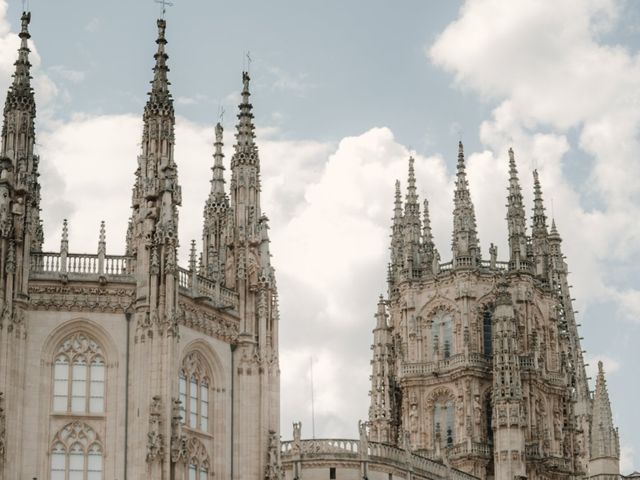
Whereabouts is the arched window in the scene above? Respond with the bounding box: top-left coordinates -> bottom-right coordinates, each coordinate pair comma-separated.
433,400 -> 455,445
185,437 -> 210,480
50,421 -> 103,480
53,333 -> 106,414
431,311 -> 454,359
179,352 -> 212,432
482,308 -> 493,356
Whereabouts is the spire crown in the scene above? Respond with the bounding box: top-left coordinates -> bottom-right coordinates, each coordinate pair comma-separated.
149,18 -> 172,104
232,71 -> 257,166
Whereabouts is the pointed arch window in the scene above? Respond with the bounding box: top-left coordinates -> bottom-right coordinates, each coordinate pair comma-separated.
179,351 -> 212,432
53,333 -> 106,414
49,421 -> 103,480
431,311 -> 454,359
430,391 -> 456,447
185,437 -> 210,480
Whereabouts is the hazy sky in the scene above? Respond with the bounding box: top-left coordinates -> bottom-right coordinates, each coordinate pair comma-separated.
3,0 -> 639,472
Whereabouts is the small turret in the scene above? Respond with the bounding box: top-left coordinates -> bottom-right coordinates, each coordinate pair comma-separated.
368,295 -> 397,444
451,142 -> 481,268
506,148 -> 528,270
588,361 -> 620,479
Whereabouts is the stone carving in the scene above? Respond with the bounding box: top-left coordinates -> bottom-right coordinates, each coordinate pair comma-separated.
146,395 -> 164,463
0,392 -> 5,464
28,285 -> 135,313
265,429 -> 283,480
170,398 -> 186,463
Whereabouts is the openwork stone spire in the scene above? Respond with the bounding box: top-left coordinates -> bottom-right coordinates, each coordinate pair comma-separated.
402,157 -> 422,281
589,362 -> 620,477
531,169 -> 550,278
506,148 -> 527,270
451,142 -> 480,268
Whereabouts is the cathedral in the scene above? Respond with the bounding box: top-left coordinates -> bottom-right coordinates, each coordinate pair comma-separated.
0,10 -> 622,480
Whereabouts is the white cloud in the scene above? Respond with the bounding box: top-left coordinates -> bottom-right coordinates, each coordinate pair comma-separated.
430,0 -> 640,316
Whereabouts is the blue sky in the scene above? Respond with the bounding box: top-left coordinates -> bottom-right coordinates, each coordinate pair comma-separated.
3,0 -> 639,472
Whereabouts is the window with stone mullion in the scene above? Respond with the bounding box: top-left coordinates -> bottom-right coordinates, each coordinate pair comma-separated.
179,366 -> 210,433
52,333 -> 106,414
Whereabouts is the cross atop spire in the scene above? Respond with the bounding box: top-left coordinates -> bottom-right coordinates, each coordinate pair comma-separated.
154,0 -> 174,19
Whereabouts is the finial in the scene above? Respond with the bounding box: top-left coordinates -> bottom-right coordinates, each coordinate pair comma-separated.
210,123 -> 226,198
457,141 -> 465,167
598,360 -> 604,373
98,221 -> 106,254
60,219 -> 69,254
62,219 -> 68,243
189,239 -> 197,271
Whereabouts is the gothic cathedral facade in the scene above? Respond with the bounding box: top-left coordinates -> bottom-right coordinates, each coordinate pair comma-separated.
0,12 -> 281,480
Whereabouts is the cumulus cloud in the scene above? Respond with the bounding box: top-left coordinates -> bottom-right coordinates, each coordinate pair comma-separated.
430,0 -> 640,315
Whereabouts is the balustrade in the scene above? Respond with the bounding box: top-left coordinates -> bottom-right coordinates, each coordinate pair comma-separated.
280,438 -> 477,480
30,252 -> 132,279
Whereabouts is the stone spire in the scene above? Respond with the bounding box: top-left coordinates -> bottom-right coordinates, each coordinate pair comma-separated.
589,362 -> 620,477
506,148 -> 528,270
422,199 -> 438,275
226,72 -> 280,479
531,170 -> 550,279
127,16 -> 181,325
230,72 -> 261,233
202,123 -> 230,281
0,9 -> 43,302
388,180 -> 403,292
402,157 -> 421,280
452,142 -> 481,268
492,279 -> 526,480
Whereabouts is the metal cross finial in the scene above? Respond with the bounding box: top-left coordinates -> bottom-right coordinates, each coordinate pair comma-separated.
245,51 -> 252,73
218,105 -> 226,124
154,0 -> 174,18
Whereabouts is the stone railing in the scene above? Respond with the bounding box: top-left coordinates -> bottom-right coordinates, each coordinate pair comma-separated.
30,252 -> 132,279
445,441 -> 492,459
281,438 -> 477,480
401,352 -> 491,377
177,267 -> 239,311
